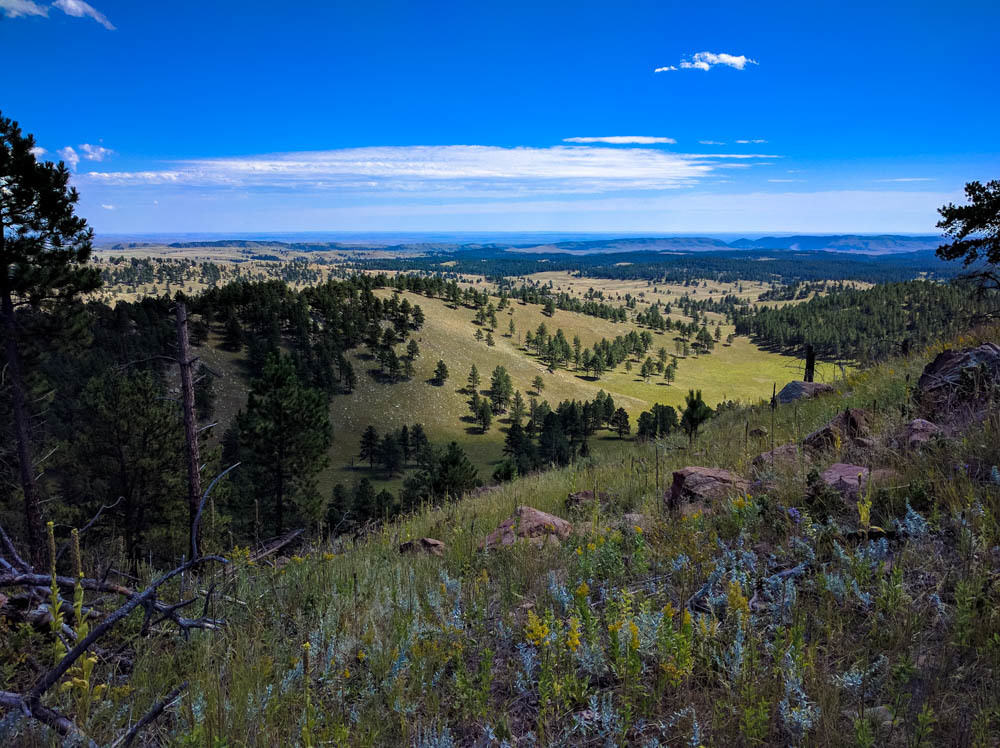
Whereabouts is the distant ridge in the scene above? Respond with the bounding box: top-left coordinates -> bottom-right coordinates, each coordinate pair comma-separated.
510,234 -> 943,256
726,234 -> 943,254
98,233 -> 945,257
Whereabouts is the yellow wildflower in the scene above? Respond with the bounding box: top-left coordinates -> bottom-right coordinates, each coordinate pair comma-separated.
525,609 -> 550,647
566,617 -> 581,653
575,581 -> 590,598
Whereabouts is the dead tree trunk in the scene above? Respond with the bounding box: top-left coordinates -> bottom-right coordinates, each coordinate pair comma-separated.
804,344 -> 816,383
1,290 -> 44,569
175,302 -> 203,560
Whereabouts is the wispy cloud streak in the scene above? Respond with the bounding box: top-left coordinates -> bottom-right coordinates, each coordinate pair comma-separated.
563,136 -> 676,145
81,144 -> 777,195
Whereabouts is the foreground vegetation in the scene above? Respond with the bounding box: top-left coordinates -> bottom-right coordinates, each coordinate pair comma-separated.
4,327 -> 999,745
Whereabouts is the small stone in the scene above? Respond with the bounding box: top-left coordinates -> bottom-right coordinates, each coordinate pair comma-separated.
803,408 -> 871,452
819,463 -> 899,499
565,490 -> 611,509
900,418 -> 942,449
752,443 -> 799,470
621,512 -> 648,529
399,537 -> 446,557
820,463 -> 869,498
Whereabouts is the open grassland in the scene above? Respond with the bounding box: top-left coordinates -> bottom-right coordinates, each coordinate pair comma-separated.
192,289 -> 842,493
523,270 -> 771,306
47,326 -> 999,746
322,290 -> 836,490
522,270 -> 872,313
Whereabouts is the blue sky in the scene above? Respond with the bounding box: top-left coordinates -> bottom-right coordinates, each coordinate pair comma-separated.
2,0 -> 998,235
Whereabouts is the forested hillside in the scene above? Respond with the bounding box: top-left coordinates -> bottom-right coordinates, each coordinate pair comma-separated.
736,280 -> 996,362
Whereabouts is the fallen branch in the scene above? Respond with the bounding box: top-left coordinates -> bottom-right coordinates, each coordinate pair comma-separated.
0,690 -> 94,745
116,681 -> 188,747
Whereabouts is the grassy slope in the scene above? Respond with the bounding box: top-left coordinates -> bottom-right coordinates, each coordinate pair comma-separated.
333,290 -> 837,487
194,288 -> 839,492
76,326 -> 997,747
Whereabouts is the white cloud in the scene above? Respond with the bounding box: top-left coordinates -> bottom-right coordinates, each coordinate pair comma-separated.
79,143 -> 113,161
768,178 -> 804,183
100,203 -> 115,210
57,146 -> 79,169
52,0 -> 114,29
81,144 -> 776,196
563,136 -> 676,145
736,139 -> 768,144
657,51 -> 757,73
0,0 -> 47,17
29,146 -> 47,158
873,177 -> 935,183
698,140 -> 726,145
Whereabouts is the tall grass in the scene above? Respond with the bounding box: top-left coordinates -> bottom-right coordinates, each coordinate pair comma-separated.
3,328 -> 999,746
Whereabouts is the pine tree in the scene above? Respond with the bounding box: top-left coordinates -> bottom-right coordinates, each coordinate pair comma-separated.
610,407 -> 631,438
489,365 -> 513,412
62,370 -> 185,560
378,433 -> 404,475
532,375 -> 545,395
433,359 -> 449,385
360,425 -> 379,469
468,363 -> 480,394
680,389 -> 713,446
1,113 -> 101,564
406,338 -> 420,360
342,359 -> 357,393
510,389 -> 526,425
241,354 -> 333,532
476,398 -> 493,433
398,425 -> 411,460
353,478 -> 377,524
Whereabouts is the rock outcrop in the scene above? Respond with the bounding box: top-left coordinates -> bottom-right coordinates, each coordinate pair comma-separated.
776,381 -> 835,404
917,343 -> 1000,416
898,418 -> 943,450
667,467 -> 748,509
399,537 -> 446,557
819,463 -> 898,500
479,506 -> 572,550
803,408 -> 871,451
752,443 -> 800,470
565,490 -> 611,510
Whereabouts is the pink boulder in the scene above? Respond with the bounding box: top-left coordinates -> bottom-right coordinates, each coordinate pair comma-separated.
479,506 -> 573,550
667,467 -> 748,509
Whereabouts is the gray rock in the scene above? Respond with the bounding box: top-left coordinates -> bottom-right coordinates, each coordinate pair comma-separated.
776,381 -> 835,404
399,537 -> 446,557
